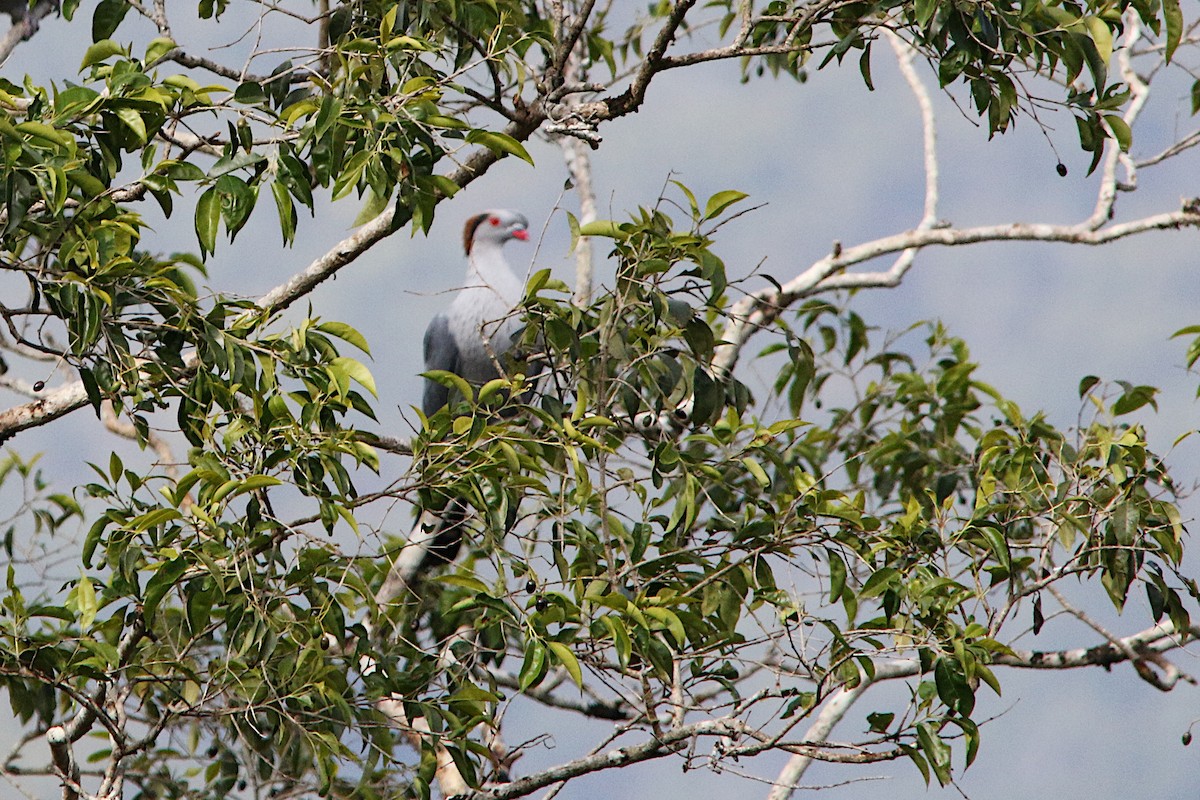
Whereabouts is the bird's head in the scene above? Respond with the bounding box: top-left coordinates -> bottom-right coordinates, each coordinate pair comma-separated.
463,209 -> 530,254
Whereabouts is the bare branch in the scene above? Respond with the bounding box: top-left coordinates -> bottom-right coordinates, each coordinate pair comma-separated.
711,202 -> 1200,378
0,381 -> 90,445
769,674 -> 888,798
1084,13 -> 1148,231
553,45 -> 600,305
996,620 -> 1199,689
462,717 -> 738,800
0,0 -> 55,65
604,0 -> 699,119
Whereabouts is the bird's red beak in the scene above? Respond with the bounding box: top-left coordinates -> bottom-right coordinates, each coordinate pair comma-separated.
513,229 -> 529,241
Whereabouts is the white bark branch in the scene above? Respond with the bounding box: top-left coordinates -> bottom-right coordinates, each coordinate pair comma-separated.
460,618 -> 1194,800
551,30 -> 600,304
377,625 -> 486,797
712,203 -> 1200,379
0,0 -> 55,65
995,621 -> 1198,687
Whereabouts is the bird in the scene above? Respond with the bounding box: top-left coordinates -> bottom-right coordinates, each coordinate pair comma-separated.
0,0 -> 57,37
375,209 -> 532,608
421,209 -> 531,417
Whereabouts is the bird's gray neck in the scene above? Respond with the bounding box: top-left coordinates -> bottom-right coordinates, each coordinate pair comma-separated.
465,242 -> 524,305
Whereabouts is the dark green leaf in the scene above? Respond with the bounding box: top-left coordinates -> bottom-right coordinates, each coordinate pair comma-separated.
91,0 -> 130,42
1163,0 -> 1183,62
194,186 -> 220,256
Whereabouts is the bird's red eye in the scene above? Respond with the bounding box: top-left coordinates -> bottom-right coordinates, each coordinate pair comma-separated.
489,216 -> 501,226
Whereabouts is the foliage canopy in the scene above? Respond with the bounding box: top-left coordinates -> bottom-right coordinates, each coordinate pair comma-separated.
0,1 -> 1198,799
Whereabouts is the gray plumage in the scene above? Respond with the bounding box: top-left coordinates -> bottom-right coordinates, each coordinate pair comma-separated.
1,0 -> 56,30
376,209 -> 530,610
421,209 -> 530,417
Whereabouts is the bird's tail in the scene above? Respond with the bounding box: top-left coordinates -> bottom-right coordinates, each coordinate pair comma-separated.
375,499 -> 468,608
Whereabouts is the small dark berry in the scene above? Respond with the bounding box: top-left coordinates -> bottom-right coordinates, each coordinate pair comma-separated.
1183,731 -> 1192,746
525,579 -> 536,594
238,779 -> 247,791
535,596 -> 549,612
206,744 -> 218,758
32,381 -> 44,392
1056,162 -> 1068,177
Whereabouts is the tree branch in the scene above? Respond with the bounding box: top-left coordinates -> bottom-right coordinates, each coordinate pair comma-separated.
553,45 -> 600,305
0,0 -> 55,64
995,620 -> 1199,689
768,660 -> 918,800
461,717 -> 740,800
0,111 -> 546,444
711,202 -> 1200,378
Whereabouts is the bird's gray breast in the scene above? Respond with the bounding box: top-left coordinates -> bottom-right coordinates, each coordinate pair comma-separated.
446,285 -> 523,383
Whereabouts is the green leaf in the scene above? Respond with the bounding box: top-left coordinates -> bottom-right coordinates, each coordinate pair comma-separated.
91,0 -> 130,42
524,268 -> 552,298
741,456 -> 770,488
145,36 -> 176,64
144,555 -> 189,621
82,515 -> 110,567
947,717 -> 981,768
1112,384 -> 1157,415
465,129 -> 534,165
72,574 -> 97,629
423,370 -> 474,410
1104,115 -> 1132,152
15,122 -> 75,150
1162,0 -> 1182,63
934,657 -> 974,716
643,606 -> 687,647
975,524 -> 1010,572
80,38 -> 125,69
902,744 -> 931,785
214,174 -> 256,238
129,508 -> 183,532
437,574 -> 491,593
600,615 -> 632,668
423,114 -> 469,130
858,47 -> 874,91
578,219 -> 625,238
114,106 -> 147,144
352,189 -> 390,227
827,549 -> 847,602
1078,375 -> 1100,398
271,179 -> 297,245
704,190 -> 749,221
546,641 -> 583,688
861,566 -> 898,597
914,0 -> 936,28
518,641 -> 547,690
916,720 -> 953,786
234,81 -> 268,105
330,356 -> 378,397
195,187 -> 220,256
866,711 -> 894,733
224,474 -> 282,501
317,321 -> 371,355
1083,16 -> 1113,65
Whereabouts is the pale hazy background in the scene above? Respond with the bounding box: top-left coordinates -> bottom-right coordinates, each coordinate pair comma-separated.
2,3 -> 1198,799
